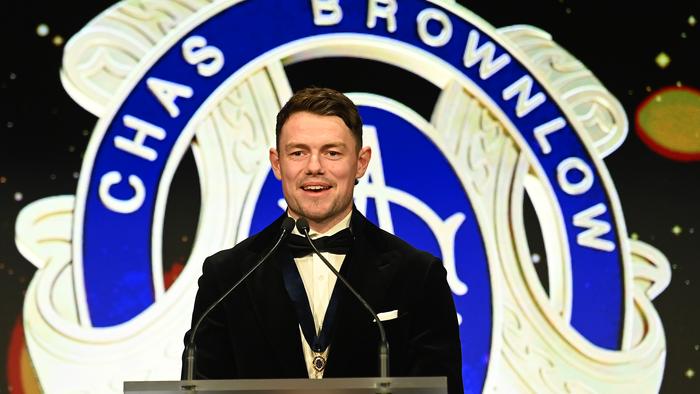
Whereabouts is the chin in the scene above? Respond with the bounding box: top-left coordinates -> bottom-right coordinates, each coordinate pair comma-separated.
302,209 -> 332,222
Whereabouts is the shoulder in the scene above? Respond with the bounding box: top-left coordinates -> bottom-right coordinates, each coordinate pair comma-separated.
201,216 -> 285,274
357,213 -> 440,273
207,230 -> 264,261
366,223 -> 433,258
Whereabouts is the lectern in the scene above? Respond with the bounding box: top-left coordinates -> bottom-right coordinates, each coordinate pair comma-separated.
124,377 -> 447,393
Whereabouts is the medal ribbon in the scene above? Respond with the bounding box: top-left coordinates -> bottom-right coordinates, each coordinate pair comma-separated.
282,250 -> 350,356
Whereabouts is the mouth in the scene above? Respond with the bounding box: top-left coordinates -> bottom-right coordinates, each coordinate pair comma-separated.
300,184 -> 332,193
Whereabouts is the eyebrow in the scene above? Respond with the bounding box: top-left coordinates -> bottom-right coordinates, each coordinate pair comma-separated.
284,142 -> 348,150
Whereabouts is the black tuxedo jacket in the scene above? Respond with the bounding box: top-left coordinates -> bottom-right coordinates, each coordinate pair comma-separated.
183,210 -> 463,394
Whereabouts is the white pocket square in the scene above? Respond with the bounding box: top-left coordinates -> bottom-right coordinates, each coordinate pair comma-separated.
375,309 -> 399,322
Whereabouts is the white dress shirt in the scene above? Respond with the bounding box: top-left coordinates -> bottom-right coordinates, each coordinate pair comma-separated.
290,211 -> 352,379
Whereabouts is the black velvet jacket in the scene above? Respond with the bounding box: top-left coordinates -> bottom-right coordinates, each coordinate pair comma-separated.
182,210 -> 463,394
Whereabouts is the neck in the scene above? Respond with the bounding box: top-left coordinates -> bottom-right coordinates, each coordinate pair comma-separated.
288,208 -> 352,234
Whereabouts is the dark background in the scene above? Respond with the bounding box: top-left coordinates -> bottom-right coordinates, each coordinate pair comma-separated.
1,0 -> 698,392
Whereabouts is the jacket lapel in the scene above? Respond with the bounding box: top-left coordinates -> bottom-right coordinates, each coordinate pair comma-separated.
324,210 -> 401,377
244,216 -> 307,377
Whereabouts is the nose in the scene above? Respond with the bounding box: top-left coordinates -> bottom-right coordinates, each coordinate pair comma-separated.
305,152 -> 324,175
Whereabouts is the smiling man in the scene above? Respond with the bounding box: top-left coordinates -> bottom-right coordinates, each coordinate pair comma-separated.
183,88 -> 463,394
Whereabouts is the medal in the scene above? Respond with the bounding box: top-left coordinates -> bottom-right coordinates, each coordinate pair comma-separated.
312,353 -> 326,372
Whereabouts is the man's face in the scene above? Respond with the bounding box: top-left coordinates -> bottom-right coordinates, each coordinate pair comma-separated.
270,111 -> 371,232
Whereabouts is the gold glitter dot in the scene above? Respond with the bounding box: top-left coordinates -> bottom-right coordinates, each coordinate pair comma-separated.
52,35 -> 64,46
655,52 -> 671,69
645,86 -> 652,92
14,192 -> 23,202
671,264 -> 678,270
181,235 -> 189,243
630,232 -> 639,240
672,225 -> 682,235
82,129 -> 90,136
676,81 -> 683,87
565,7 -> 572,14
686,368 -> 695,379
0,176 -> 6,183
694,344 -> 699,351
689,15 -> 697,27
681,32 -> 688,38
685,279 -> 691,286
36,23 -> 49,37
690,228 -> 696,234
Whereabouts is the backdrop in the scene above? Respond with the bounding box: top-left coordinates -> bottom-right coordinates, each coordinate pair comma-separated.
1,1 -> 698,393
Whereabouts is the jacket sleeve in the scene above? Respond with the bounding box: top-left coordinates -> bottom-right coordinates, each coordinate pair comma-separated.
181,256 -> 238,379
407,256 -> 464,394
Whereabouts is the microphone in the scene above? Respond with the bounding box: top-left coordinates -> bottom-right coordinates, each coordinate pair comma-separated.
183,217 -> 296,383
295,217 -> 390,379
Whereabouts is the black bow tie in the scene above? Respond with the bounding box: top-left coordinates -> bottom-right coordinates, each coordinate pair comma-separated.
286,228 -> 354,258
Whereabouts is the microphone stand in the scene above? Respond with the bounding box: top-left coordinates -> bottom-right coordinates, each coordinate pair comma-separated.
183,217 -> 295,388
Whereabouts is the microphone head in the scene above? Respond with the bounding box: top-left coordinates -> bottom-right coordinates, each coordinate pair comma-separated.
296,217 -> 310,233
281,217 -> 296,235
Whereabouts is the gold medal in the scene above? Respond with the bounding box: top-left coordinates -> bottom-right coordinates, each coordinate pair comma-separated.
312,353 -> 326,372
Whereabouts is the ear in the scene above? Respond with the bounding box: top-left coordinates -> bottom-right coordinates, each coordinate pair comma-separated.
269,147 -> 282,180
354,146 -> 372,179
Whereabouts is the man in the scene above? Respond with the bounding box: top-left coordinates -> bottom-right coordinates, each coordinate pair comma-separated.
183,87 -> 463,393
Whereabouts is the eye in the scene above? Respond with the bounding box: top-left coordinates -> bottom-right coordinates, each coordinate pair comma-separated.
326,150 -> 341,158
289,150 -> 304,157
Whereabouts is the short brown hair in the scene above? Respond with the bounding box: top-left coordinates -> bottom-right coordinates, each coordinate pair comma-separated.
275,87 -> 363,151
